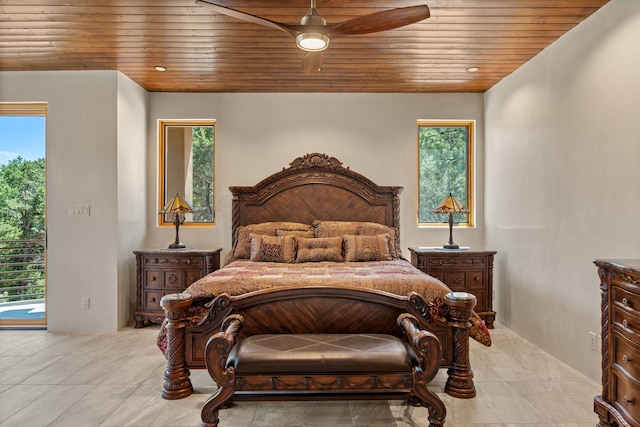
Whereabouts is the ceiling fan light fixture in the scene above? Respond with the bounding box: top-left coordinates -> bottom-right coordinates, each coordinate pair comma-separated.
296,32 -> 329,51
296,3 -> 329,52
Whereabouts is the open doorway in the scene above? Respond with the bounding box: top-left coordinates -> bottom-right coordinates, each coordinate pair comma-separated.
0,103 -> 47,327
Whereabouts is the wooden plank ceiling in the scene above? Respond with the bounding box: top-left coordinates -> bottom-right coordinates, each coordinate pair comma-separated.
1,0 -> 610,93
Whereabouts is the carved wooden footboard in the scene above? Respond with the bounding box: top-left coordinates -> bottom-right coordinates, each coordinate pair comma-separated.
160,286 -> 477,400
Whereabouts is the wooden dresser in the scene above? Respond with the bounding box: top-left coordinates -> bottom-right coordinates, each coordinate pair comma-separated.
595,259 -> 640,427
409,248 -> 497,328
134,248 -> 221,328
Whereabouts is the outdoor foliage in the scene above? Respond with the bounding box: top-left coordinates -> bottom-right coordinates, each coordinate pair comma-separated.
418,125 -> 470,224
191,126 -> 215,222
0,156 -> 46,302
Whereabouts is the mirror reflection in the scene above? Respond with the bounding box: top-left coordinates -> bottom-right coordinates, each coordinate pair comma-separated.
159,120 -> 215,225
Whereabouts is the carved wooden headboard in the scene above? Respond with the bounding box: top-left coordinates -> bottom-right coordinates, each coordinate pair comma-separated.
229,153 -> 403,243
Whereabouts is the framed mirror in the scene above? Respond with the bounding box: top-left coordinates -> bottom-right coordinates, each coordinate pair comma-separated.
158,119 -> 216,226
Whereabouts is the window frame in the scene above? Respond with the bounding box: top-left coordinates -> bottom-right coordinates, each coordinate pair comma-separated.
158,119 -> 216,227
416,120 -> 475,227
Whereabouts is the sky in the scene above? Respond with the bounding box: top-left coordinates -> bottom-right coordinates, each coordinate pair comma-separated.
0,116 -> 46,165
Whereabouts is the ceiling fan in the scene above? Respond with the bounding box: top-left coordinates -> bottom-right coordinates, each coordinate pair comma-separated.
195,0 -> 430,73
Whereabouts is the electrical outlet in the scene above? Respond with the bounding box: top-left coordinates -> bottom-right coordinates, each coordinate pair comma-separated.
81,297 -> 90,310
589,331 -> 598,351
597,334 -> 602,351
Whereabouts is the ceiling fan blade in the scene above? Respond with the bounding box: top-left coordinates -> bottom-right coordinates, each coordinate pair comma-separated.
195,0 -> 297,36
327,5 -> 430,36
302,52 -> 324,74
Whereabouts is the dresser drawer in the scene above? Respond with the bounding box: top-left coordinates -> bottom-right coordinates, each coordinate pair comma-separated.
446,270 -> 466,290
613,305 -> 640,342
185,269 -> 203,285
425,256 -> 487,268
142,255 -> 205,268
613,285 -> 640,317
611,371 -> 640,425
467,270 -> 485,290
145,269 -> 163,288
144,291 -> 162,310
469,290 -> 487,313
163,270 -> 183,288
427,268 -> 486,293
613,331 -> 640,381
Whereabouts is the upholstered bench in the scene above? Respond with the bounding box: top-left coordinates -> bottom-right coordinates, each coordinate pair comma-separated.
201,313 -> 446,427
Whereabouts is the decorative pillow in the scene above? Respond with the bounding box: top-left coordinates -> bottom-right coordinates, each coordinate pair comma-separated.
356,224 -> 400,259
343,234 -> 392,262
249,234 -> 296,263
231,222 -> 312,260
275,229 -> 315,238
295,237 -> 344,263
312,220 -> 361,238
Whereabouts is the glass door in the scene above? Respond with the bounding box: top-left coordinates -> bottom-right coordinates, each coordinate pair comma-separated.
0,104 -> 47,327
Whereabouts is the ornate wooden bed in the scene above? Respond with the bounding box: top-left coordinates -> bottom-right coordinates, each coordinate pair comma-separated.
159,153 -> 491,402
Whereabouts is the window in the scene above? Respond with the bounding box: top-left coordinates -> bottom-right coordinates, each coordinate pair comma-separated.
159,120 -> 215,226
417,120 -> 474,226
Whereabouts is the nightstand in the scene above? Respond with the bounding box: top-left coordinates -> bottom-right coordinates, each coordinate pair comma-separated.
409,247 -> 497,328
133,248 -> 222,328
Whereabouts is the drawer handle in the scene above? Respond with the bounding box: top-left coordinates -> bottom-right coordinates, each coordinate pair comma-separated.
622,297 -> 631,308
474,276 -> 480,282
623,396 -> 633,405
623,354 -> 631,364
623,319 -> 630,330
151,297 -> 156,302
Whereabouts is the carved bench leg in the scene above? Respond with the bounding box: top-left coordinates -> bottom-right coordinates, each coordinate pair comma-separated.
202,314 -> 244,427
201,384 -> 235,427
444,292 -> 477,399
161,294 -> 194,400
413,381 -> 446,427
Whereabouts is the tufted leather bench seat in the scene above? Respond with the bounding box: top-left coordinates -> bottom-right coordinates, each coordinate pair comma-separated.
229,333 -> 418,375
201,313 -> 446,427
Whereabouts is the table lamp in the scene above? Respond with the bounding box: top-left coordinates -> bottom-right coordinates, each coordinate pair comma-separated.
432,192 -> 469,249
160,194 -> 194,249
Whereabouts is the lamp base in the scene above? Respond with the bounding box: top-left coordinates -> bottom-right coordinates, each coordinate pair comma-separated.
442,243 -> 460,250
168,242 -> 186,249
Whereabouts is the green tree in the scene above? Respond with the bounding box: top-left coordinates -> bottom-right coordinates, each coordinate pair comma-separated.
0,157 -> 45,240
0,156 -> 45,301
191,127 -> 214,222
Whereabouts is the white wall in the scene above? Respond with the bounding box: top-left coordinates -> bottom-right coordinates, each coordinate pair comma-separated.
147,93 -> 486,259
484,0 -> 640,381
116,73 -> 149,329
1,73 -> 483,331
0,71 -> 147,332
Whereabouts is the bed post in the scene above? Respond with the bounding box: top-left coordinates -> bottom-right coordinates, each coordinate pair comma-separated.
443,292 -> 477,398
160,293 -> 194,400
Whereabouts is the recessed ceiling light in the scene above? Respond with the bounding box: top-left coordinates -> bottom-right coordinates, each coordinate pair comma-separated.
154,66 -> 167,72
466,67 -> 480,73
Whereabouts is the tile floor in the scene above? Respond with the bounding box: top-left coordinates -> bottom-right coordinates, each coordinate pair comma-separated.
0,323 -> 601,427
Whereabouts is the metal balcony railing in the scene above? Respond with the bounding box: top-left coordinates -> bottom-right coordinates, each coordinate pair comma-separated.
0,239 -> 45,304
